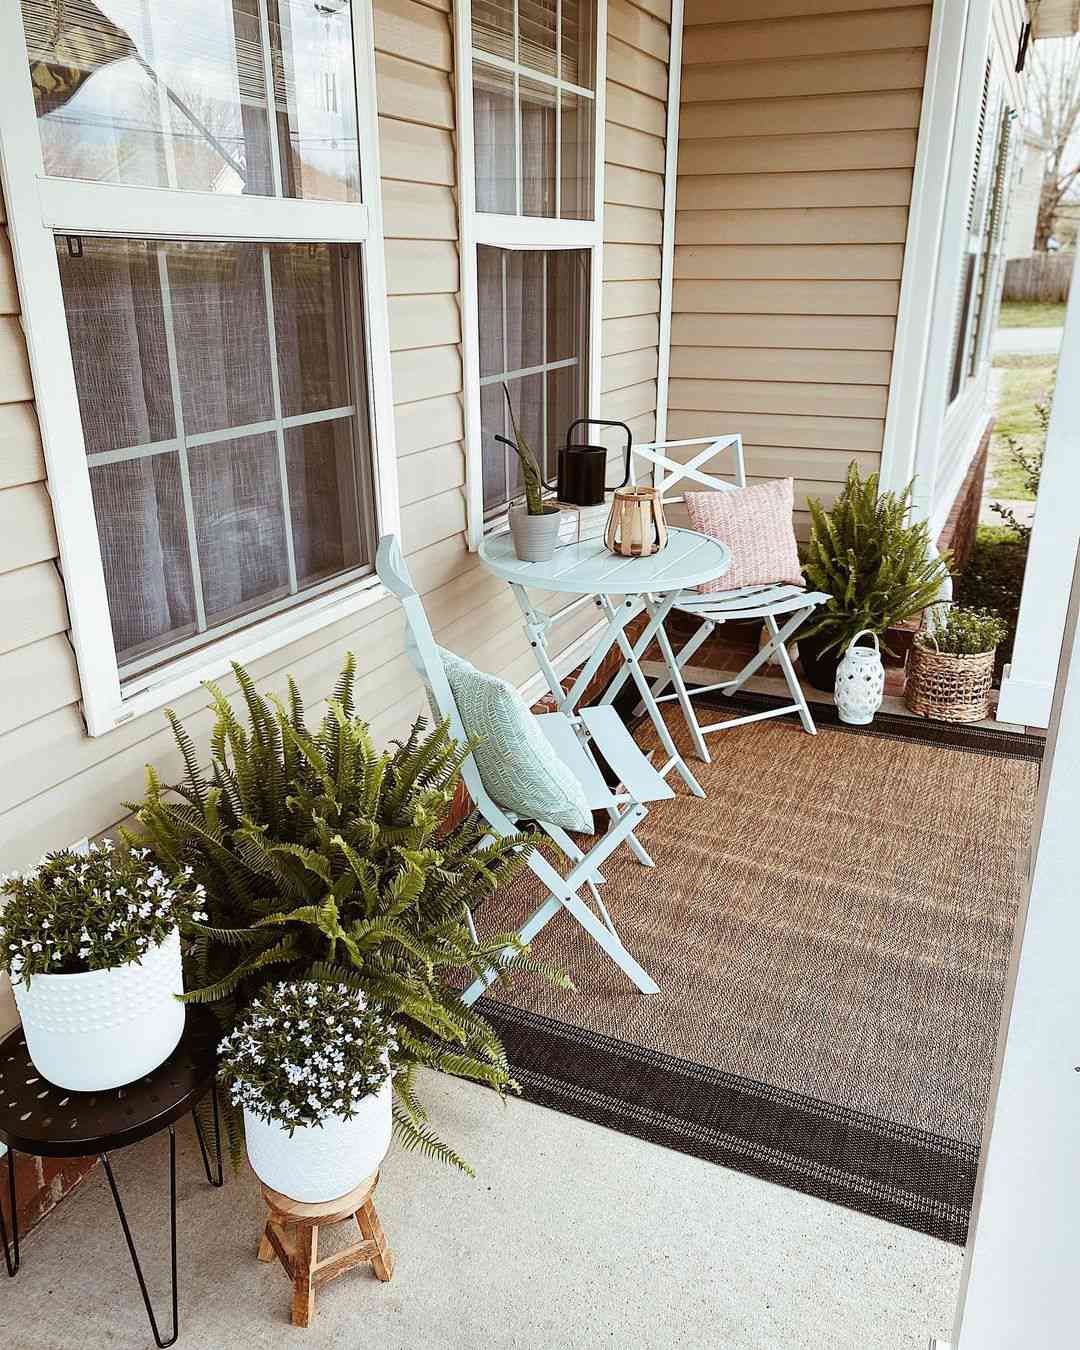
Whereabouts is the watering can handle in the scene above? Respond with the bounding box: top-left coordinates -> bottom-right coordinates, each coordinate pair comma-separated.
564,418 -> 633,489
847,628 -> 880,654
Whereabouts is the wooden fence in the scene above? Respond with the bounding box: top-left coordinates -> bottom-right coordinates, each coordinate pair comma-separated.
1003,253 -> 1074,303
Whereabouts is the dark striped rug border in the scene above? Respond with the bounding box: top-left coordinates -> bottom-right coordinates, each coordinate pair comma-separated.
482,1002 -> 977,1246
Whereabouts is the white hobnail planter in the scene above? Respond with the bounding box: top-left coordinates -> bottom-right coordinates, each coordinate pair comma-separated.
12,927 -> 185,1092
244,1076 -> 393,1203
509,504 -> 564,562
834,628 -> 886,726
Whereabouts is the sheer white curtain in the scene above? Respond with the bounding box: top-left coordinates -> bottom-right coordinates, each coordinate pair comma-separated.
58,236 -> 369,669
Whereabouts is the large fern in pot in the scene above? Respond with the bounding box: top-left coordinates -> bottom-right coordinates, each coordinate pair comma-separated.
129,656 -> 564,1173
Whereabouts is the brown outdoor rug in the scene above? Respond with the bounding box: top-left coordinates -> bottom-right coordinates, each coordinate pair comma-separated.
476,695 -> 1042,1245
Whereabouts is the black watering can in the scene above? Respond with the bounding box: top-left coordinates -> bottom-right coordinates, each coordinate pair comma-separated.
556,418 -> 633,508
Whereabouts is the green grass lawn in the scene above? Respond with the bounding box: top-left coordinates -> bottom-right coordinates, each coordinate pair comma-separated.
989,354 -> 1056,499
998,300 -> 1067,328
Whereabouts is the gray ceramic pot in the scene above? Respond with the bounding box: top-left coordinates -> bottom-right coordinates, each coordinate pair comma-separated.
509,504 -> 563,562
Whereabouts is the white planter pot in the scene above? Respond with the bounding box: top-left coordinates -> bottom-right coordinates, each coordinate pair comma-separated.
834,629 -> 886,726
509,505 -> 564,562
12,927 -> 185,1092
244,1076 -> 393,1203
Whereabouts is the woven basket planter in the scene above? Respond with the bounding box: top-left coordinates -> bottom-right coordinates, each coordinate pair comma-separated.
904,639 -> 996,722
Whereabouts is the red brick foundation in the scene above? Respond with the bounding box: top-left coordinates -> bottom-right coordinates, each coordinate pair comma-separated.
0,1148 -> 96,1244
938,422 -> 992,571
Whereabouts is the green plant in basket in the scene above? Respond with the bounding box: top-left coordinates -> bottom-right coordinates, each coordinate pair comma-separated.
802,463 -> 951,658
918,605 -> 1008,657
129,655 -> 568,1174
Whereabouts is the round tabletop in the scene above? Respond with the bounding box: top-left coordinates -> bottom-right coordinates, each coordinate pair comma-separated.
0,1007 -> 220,1157
479,525 -> 730,596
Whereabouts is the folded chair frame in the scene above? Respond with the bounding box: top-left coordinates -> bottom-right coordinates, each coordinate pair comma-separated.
627,435 -> 830,762
375,535 -> 665,1006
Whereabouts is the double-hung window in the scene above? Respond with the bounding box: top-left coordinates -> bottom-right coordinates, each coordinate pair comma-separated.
456,0 -> 605,542
1,0 -> 396,733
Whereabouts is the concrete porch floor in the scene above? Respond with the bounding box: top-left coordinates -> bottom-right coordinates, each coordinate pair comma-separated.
3,1072 -> 961,1350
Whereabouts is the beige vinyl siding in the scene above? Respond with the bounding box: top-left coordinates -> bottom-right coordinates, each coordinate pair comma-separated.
0,0 -> 676,928
598,0 -> 671,466
669,0 -> 930,536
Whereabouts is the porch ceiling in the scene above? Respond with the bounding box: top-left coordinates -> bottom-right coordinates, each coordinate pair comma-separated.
1031,0 -> 1080,37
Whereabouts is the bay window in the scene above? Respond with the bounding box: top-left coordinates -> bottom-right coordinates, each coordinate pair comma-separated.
1,0 -> 396,732
456,0 -> 605,541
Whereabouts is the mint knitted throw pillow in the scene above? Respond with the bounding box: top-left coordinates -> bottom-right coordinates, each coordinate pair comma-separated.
438,649 -> 593,833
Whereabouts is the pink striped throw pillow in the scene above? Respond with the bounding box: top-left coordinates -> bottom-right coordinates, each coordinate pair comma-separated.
684,478 -> 802,593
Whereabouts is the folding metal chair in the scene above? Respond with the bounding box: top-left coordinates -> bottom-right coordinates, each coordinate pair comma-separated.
625,435 -> 830,762
376,534 -> 671,1006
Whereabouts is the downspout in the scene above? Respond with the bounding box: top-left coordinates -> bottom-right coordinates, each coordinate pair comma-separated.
654,0 -> 683,447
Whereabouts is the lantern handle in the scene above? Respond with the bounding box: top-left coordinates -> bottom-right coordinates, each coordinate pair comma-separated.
846,628 -> 880,654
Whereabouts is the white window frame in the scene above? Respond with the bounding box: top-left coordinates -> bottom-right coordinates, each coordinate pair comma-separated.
455,0 -> 607,548
0,0 -> 399,737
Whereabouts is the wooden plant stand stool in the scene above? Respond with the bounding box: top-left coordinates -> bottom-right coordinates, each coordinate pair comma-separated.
257,1171 -> 394,1327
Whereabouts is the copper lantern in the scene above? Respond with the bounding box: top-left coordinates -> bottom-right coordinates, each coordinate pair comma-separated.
604,486 -> 668,558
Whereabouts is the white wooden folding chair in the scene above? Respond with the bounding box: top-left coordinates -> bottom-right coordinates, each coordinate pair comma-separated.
620,435 -> 830,762
376,534 -> 671,1006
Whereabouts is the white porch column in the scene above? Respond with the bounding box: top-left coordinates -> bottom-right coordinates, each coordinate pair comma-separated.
996,250 -> 1080,727
940,540 -> 1080,1349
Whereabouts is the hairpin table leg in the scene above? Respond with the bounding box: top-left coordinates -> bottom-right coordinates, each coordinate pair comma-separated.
192,1081 -> 224,1188
100,1127 -> 179,1349
1,1146 -> 18,1276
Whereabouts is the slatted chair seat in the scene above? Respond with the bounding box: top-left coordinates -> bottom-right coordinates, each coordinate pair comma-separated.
376,534 -> 669,1006
628,435 -> 831,761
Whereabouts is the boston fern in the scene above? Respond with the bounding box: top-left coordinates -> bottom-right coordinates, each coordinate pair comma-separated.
130,656 -> 561,1175
802,463 -> 951,657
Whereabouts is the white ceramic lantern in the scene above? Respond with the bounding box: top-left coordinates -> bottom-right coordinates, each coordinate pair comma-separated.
834,629 -> 885,726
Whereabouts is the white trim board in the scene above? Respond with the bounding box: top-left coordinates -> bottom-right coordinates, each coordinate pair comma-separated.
879,0 -> 994,522
0,0 -> 399,736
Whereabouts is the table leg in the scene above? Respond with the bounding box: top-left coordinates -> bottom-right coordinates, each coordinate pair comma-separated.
599,595 -> 705,798
192,1081 -> 224,1187
101,1126 -> 179,1349
1,1145 -> 18,1276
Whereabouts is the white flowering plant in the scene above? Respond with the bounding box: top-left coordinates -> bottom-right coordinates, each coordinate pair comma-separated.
0,843 -> 208,985
217,981 -> 393,1132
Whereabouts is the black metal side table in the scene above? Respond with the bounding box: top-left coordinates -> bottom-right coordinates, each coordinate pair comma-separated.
0,1006 -> 224,1348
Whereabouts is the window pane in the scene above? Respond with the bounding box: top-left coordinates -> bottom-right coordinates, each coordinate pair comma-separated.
56,237 -> 175,456
504,251 -> 546,371
188,432 -> 290,625
285,419 -> 369,586
21,0 -> 360,200
90,454 -> 197,663
520,79 -> 556,218
57,237 -> 375,674
480,381 -> 508,515
269,0 -> 361,202
561,0 -> 596,89
560,92 -> 594,220
474,64 -> 516,214
477,246 -> 589,517
518,0 -> 557,77
478,247 -> 505,378
472,0 -> 514,62
167,242 -> 274,436
271,244 -> 352,417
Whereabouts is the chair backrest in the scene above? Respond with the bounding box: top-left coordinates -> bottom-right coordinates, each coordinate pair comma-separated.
628,435 -> 746,505
375,534 -> 495,815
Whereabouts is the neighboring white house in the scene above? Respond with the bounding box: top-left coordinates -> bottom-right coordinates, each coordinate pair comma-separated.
1005,128 -> 1049,258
